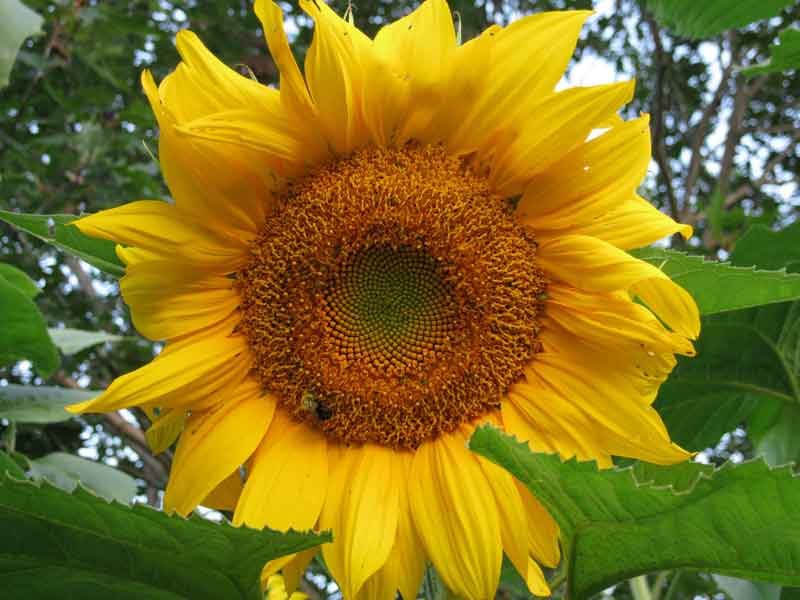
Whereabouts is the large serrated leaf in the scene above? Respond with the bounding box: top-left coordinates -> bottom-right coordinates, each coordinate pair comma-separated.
731,222 -> 800,272
469,426 -> 800,600
656,301 -> 799,452
0,475 -> 330,600
653,223 -> 800,454
0,273 -> 59,376
0,384 -> 97,423
0,210 -> 125,278
631,248 -> 800,315
644,0 -> 795,39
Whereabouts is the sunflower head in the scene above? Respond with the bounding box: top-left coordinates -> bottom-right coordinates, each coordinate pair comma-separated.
236,143 -> 548,448
69,1 -> 699,599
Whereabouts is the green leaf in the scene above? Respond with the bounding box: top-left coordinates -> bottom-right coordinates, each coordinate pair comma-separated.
469,425 -> 800,600
0,475 -> 330,600
631,459 -> 714,493
653,223 -> 800,454
0,451 -> 25,479
632,248 -> 800,315
754,405 -> 800,466
644,0 -> 795,39
0,263 -> 40,298
0,210 -> 125,278
742,27 -> 800,77
731,222 -> 800,272
0,384 -> 96,423
48,328 -> 129,355
28,452 -> 138,504
0,275 -> 59,376
655,301 -> 799,452
0,0 -> 43,89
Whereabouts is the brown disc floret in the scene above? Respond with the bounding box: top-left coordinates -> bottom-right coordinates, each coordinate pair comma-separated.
237,144 -> 546,448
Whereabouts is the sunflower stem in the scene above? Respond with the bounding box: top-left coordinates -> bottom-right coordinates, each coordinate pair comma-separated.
630,575 -> 654,600
547,569 -> 567,594
661,570 -> 684,600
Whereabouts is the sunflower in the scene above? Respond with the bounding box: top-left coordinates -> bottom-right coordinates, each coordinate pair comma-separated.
68,1 -> 699,598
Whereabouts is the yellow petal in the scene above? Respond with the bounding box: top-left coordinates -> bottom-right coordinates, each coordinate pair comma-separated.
281,548 -> 318,595
265,573 -> 310,600
517,115 -> 651,222
120,258 -> 239,341
354,453 -> 425,600
174,108 -> 316,178
513,481 -> 561,569
164,30 -> 278,121
445,11 -> 590,154
372,0 -> 456,142
320,445 -> 401,599
74,200 -> 248,270
261,547 -> 318,596
537,234 -> 700,338
202,468 -> 244,511
417,24 -> 499,145
526,558 -> 551,597
392,463 -> 426,600
476,455 -> 531,595
142,70 -> 274,239
565,195 -> 693,249
633,277 -> 701,339
409,430 -> 502,600
234,408 -> 328,532
503,392 -> 613,467
299,0 -> 371,154
515,344 -> 692,464
545,284 -> 695,357
144,407 -> 186,454
491,81 -> 635,196
67,316 -> 250,413
254,0 -> 314,119
164,378 -> 275,515
253,0 -> 329,159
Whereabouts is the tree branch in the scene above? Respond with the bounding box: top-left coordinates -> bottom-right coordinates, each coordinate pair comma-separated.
644,14 -> 679,223
683,55 -> 734,207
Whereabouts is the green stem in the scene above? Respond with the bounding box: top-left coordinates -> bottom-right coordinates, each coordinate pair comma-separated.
630,575 -> 654,600
662,570 -> 684,600
652,572 -> 670,600
2,421 -> 16,453
548,570 -> 567,594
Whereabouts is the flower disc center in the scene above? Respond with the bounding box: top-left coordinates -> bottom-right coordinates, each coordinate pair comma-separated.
237,144 -> 547,448
322,245 -> 457,374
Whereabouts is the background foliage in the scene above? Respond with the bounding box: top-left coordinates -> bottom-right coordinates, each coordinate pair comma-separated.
1,0 -> 799,598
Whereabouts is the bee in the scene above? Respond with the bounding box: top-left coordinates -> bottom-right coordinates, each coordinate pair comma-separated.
300,391 -> 333,421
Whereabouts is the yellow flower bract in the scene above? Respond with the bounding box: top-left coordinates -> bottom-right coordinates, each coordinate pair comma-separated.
67,1 -> 700,599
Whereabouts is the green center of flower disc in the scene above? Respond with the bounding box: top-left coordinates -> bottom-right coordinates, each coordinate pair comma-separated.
236,144 -> 547,449
322,245 -> 457,372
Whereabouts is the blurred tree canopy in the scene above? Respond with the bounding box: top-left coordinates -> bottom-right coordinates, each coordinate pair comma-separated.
1,0 -> 798,598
